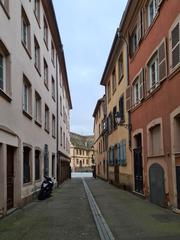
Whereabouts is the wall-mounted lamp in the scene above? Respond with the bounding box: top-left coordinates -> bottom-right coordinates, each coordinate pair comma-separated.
115,112 -> 132,130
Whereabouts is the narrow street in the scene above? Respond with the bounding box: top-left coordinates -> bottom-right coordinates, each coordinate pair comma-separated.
1,177 -> 180,240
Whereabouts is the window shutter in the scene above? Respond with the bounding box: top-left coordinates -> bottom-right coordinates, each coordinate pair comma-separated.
117,143 -> 120,165
121,140 -> 126,166
158,40 -> 167,82
170,23 -> 180,69
126,85 -> 131,111
139,69 -> 144,100
157,0 -> 164,8
112,145 -> 114,165
137,9 -> 144,44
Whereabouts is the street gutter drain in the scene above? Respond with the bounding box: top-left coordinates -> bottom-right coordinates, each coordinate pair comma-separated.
82,178 -> 115,240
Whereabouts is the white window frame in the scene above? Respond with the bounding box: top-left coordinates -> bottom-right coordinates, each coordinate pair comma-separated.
169,16 -> 180,72
148,53 -> 159,90
147,0 -> 158,27
35,92 -> 41,123
0,52 -> 6,91
23,81 -> 29,113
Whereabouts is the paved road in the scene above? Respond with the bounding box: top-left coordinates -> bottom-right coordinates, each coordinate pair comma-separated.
0,178 -> 180,240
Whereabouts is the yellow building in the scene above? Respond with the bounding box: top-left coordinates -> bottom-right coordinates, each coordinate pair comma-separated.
100,29 -> 133,190
93,96 -> 108,180
70,132 -> 94,172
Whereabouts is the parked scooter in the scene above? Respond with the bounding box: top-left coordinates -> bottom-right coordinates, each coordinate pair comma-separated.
38,176 -> 54,200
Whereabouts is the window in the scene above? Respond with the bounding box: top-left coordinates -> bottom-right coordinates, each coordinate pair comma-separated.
44,58 -> 48,88
107,81 -> 111,102
51,76 -> 55,100
34,0 -> 40,23
0,53 -> 5,91
21,7 -> 31,54
52,114 -> 55,138
117,140 -> 126,166
23,75 -> 32,115
63,132 -> 65,149
76,149 -> 78,155
119,96 -> 125,122
45,104 -> 49,132
118,53 -> 124,82
148,53 -> 159,91
60,96 -> 62,115
52,154 -> 55,177
131,26 -> 138,55
149,124 -> 161,155
23,146 -> 31,184
51,41 -> 55,64
35,149 -> 40,181
113,106 -> 117,129
35,91 -> 41,124
60,127 -> 62,146
0,40 -> 10,96
112,68 -> 116,93
76,159 -> 79,165
43,17 -> 48,47
0,0 -> 9,15
133,71 -> 144,105
170,22 -> 180,70
34,36 -> 40,72
147,0 -> 158,27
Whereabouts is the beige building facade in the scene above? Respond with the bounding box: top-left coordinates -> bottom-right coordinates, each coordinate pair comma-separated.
70,132 -> 94,172
93,96 -> 108,180
0,0 -> 72,216
99,32 -> 133,190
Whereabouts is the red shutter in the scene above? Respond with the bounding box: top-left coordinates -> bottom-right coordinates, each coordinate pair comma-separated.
158,40 -> 167,82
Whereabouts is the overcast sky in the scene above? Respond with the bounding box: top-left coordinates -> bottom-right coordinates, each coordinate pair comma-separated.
53,0 -> 128,135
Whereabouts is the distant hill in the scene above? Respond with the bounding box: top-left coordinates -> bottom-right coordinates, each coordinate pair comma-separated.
70,132 -> 94,150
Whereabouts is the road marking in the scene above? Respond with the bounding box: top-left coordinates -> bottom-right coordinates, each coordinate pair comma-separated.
82,178 -> 115,240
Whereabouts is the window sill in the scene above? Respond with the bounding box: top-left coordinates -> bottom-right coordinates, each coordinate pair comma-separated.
34,12 -> 41,29
23,182 -> 32,187
0,89 -> 12,102
44,39 -> 49,51
147,154 -> 165,159
168,65 -> 180,80
45,128 -> 49,134
34,64 -> 41,77
21,42 -> 32,60
131,101 -> 143,112
52,95 -> 56,102
35,120 -> 42,127
118,75 -> 124,84
44,82 -> 49,91
0,2 -> 10,19
145,83 -> 161,101
35,179 -> 41,183
23,110 -> 33,120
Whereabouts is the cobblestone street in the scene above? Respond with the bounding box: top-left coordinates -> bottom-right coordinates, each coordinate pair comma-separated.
0,178 -> 180,240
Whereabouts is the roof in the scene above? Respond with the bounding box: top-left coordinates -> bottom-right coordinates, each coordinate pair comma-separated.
92,97 -> 104,117
100,0 -> 133,86
42,0 -> 72,109
70,132 -> 94,150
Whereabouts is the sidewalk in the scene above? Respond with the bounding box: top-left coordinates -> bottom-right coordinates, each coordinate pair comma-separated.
0,178 -> 99,240
86,178 -> 180,240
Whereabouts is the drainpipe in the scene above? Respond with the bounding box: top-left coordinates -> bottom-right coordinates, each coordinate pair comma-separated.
56,52 -> 59,183
117,29 -> 132,149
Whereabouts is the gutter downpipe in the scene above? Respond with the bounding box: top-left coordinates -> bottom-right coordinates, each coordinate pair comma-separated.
117,29 -> 132,150
56,52 -> 60,184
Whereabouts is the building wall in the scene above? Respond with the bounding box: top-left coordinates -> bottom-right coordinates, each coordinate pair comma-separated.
0,0 -> 71,216
127,0 -> 180,207
105,41 -> 133,190
93,98 -> 107,180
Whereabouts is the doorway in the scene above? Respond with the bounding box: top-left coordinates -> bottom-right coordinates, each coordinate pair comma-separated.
7,146 -> 14,210
133,133 -> 143,193
176,166 -> 180,209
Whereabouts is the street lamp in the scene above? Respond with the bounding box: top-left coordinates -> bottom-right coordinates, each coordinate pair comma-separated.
115,112 -> 132,130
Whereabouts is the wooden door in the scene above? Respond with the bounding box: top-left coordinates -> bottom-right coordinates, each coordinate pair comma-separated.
7,146 -> 14,210
134,147 -> 143,193
176,166 -> 180,209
